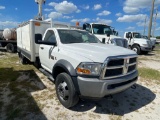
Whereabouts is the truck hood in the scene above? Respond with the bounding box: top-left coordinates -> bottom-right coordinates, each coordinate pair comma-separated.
133,38 -> 149,42
60,43 -> 136,63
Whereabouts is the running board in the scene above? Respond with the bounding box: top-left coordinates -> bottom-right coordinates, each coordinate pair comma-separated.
39,68 -> 55,82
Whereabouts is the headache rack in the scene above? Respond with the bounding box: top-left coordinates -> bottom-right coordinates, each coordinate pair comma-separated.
100,55 -> 137,79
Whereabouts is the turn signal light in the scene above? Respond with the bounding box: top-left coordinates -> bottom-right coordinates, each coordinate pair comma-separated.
77,68 -> 91,74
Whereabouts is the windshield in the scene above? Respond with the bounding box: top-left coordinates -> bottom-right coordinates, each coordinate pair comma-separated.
133,33 -> 142,38
58,30 -> 101,44
92,24 -> 113,35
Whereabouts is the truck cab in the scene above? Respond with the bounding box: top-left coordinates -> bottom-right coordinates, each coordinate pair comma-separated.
124,32 -> 152,55
83,23 -> 128,48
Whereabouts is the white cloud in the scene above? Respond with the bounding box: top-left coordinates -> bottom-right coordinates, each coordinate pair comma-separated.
82,5 -> 90,10
123,6 -> 139,13
136,21 -> 149,27
48,2 -> 57,7
126,26 -> 135,30
123,0 -> 160,13
0,6 -> 5,9
96,17 -> 112,25
71,18 -> 90,23
53,1 -> 78,14
93,4 -> 102,10
156,27 -> 160,31
116,13 -> 122,17
76,9 -> 81,13
44,8 -> 52,12
63,16 -> 73,19
97,10 -> 111,16
15,8 -> 18,10
48,12 -> 62,19
117,14 -> 146,22
0,21 -> 19,28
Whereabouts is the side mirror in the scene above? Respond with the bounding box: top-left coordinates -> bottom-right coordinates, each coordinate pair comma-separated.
102,38 -> 106,44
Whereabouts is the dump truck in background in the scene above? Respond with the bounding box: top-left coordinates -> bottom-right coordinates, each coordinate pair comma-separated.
0,28 -> 17,53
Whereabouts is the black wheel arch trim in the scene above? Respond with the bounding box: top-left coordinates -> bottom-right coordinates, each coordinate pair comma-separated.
52,59 -> 77,78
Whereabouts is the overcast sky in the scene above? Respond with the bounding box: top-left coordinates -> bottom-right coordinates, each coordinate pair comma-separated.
0,0 -> 160,37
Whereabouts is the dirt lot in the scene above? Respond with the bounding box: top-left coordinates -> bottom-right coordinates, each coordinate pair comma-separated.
0,45 -> 160,120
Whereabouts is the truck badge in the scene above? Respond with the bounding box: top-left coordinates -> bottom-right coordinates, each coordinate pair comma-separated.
123,58 -> 129,74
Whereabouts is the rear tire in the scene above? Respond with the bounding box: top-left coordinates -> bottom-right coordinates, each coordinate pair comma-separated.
132,45 -> 141,55
6,43 -> 15,53
19,53 -> 28,65
55,73 -> 79,108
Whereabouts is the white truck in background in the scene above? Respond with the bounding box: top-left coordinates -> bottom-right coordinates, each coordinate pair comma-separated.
0,29 -> 17,53
83,23 -> 128,48
17,19 -> 138,108
124,32 -> 152,55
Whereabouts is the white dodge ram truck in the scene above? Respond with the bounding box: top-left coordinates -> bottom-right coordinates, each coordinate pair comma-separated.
17,20 -> 138,108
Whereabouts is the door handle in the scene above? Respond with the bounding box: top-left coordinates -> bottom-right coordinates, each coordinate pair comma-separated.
40,47 -> 44,50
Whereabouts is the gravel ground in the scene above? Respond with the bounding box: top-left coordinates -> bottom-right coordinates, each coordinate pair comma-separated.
0,46 -> 160,120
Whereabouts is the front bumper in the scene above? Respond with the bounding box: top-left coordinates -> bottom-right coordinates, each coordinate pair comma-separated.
77,70 -> 138,98
140,46 -> 152,51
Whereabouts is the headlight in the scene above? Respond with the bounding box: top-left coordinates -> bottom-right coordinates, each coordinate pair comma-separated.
76,62 -> 102,76
142,44 -> 148,47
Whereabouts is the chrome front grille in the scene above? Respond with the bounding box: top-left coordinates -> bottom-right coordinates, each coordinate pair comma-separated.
100,55 -> 137,79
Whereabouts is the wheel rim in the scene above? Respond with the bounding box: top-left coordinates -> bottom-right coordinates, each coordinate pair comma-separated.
57,81 -> 69,101
132,48 -> 138,53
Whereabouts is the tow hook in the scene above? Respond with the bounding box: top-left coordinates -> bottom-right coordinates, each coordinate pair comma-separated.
131,85 -> 136,89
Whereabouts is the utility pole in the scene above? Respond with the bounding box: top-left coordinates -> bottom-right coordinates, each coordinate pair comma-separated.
148,0 -> 155,39
143,16 -> 147,35
152,7 -> 158,37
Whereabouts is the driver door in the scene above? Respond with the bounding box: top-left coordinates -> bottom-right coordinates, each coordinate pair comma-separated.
39,30 -> 57,72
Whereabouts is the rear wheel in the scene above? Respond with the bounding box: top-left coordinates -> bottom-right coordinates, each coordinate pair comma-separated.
55,73 -> 79,108
19,53 -> 28,65
6,43 -> 16,53
132,45 -> 141,55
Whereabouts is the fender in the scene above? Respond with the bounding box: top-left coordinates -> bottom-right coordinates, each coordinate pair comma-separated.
52,59 -> 77,78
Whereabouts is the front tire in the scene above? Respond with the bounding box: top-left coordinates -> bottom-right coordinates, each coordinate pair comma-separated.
55,73 -> 79,108
132,45 -> 141,55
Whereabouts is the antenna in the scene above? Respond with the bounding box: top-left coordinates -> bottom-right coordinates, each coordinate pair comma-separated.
35,0 -> 46,20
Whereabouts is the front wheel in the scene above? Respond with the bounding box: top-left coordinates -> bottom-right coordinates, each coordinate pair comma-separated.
132,45 -> 141,55
55,73 -> 79,108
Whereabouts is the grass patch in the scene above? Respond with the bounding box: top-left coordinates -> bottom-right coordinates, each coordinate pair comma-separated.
138,67 -> 160,81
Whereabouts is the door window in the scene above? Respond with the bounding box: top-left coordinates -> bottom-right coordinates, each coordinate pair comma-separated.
44,30 -> 56,43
